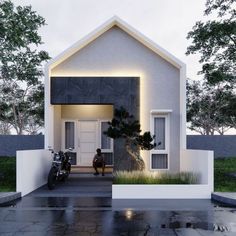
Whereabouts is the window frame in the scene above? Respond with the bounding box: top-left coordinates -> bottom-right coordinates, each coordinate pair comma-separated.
99,120 -> 113,153
61,119 -> 77,151
150,110 -> 171,170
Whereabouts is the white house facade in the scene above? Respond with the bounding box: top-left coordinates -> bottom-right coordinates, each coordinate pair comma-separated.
16,16 -> 213,198
44,16 -> 186,172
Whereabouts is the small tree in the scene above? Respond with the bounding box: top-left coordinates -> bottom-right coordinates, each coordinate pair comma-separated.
104,107 -> 156,171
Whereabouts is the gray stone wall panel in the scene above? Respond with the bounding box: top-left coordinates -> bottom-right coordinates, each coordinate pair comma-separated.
187,135 -> 236,158
2,134 -> 235,159
0,135 -> 44,157
51,76 -> 140,170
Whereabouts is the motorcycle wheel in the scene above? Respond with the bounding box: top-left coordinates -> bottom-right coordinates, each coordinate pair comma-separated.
66,163 -> 71,179
64,163 -> 71,180
47,168 -> 57,190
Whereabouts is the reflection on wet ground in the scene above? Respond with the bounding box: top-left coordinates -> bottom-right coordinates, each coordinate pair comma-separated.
0,174 -> 236,235
1,198 -> 236,235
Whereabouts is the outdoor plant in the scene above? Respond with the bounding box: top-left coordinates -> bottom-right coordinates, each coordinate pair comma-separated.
215,158 -> 236,192
104,107 -> 155,171
113,171 -> 199,185
0,157 -> 16,192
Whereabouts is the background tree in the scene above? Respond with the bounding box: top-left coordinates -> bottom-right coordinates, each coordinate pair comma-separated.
186,0 -> 236,85
187,79 -> 236,135
0,0 -> 50,134
104,107 -> 156,171
0,121 -> 11,134
186,0 -> 236,135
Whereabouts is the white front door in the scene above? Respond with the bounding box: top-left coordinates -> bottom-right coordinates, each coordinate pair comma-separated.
78,121 -> 98,166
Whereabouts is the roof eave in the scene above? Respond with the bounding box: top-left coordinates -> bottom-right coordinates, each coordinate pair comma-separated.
46,16 -> 185,71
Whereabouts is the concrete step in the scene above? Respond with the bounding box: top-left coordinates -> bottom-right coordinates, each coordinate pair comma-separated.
0,192 -> 21,205
71,166 -> 113,173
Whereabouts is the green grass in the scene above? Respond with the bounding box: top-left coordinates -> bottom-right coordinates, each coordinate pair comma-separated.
113,171 -> 199,184
214,158 -> 236,192
0,157 -> 16,192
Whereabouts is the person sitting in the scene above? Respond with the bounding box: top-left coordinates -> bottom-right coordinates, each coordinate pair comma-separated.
93,148 -> 105,176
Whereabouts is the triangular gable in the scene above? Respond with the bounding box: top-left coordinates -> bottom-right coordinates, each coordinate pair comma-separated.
47,16 -> 185,70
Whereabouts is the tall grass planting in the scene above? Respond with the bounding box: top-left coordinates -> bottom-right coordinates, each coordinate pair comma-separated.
113,171 -> 199,184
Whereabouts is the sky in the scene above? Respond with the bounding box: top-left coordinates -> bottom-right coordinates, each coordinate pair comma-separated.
11,0 -> 215,134
12,0 -> 206,80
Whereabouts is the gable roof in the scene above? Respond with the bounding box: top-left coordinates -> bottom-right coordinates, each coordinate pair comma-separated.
47,16 -> 185,70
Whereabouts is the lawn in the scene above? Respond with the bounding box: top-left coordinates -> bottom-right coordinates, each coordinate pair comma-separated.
214,158 -> 236,192
0,157 -> 16,192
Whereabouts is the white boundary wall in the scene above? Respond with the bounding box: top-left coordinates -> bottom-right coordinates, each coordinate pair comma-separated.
17,149 -> 51,197
112,149 -> 214,199
180,149 -> 214,186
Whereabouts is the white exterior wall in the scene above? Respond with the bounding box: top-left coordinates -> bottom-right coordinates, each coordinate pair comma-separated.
180,149 -> 214,187
17,149 -> 51,196
49,26 -> 182,172
53,105 -> 62,151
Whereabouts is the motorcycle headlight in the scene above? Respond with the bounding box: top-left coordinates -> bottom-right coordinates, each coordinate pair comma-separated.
54,154 -> 60,161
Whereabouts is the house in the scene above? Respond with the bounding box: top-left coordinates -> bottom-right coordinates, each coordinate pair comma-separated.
17,16 -> 213,198
44,16 -> 186,172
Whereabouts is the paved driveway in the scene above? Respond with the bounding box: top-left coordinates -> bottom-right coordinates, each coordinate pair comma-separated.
0,173 -> 236,235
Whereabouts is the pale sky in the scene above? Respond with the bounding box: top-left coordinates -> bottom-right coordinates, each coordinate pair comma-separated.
12,0 -> 218,134
12,0 -> 206,80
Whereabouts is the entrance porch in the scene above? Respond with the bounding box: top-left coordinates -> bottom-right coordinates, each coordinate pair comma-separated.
53,104 -> 114,169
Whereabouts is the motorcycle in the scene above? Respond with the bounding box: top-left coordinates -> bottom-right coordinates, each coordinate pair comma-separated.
47,148 -> 72,190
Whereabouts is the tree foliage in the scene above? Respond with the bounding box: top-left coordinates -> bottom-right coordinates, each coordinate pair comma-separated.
0,0 -> 50,134
104,107 -> 156,170
187,79 -> 236,135
186,0 -> 236,135
186,0 -> 236,85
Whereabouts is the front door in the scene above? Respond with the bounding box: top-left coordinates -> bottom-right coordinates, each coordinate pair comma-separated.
78,121 -> 98,166
62,119 -> 113,166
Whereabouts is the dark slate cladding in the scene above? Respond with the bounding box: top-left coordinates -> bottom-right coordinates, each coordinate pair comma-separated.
0,135 -> 44,157
51,77 -> 139,116
51,76 -> 140,171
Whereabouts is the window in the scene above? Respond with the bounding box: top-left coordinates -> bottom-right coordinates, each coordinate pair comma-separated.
65,121 -> 75,149
154,117 -> 165,150
100,121 -> 113,165
101,121 -> 111,149
150,111 -> 171,170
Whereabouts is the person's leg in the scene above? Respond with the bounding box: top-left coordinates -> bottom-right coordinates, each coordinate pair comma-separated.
102,162 -> 105,176
93,162 -> 99,175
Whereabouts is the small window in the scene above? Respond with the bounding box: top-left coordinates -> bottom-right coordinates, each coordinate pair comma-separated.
100,121 -> 113,165
101,121 -> 111,150
154,117 -> 165,150
151,154 -> 168,169
150,112 -> 170,170
103,153 -> 113,165
65,122 -> 75,149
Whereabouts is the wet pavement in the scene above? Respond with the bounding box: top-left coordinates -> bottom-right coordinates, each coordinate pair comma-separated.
1,173 -> 236,235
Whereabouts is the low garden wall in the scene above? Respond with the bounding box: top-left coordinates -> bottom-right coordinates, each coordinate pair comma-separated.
112,149 -> 214,199
0,135 -> 236,158
1,135 -> 235,158
0,135 -> 44,156
187,135 -> 236,158
17,149 -> 51,196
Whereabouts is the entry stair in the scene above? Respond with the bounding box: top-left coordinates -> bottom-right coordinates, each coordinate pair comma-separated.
71,165 -> 113,174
